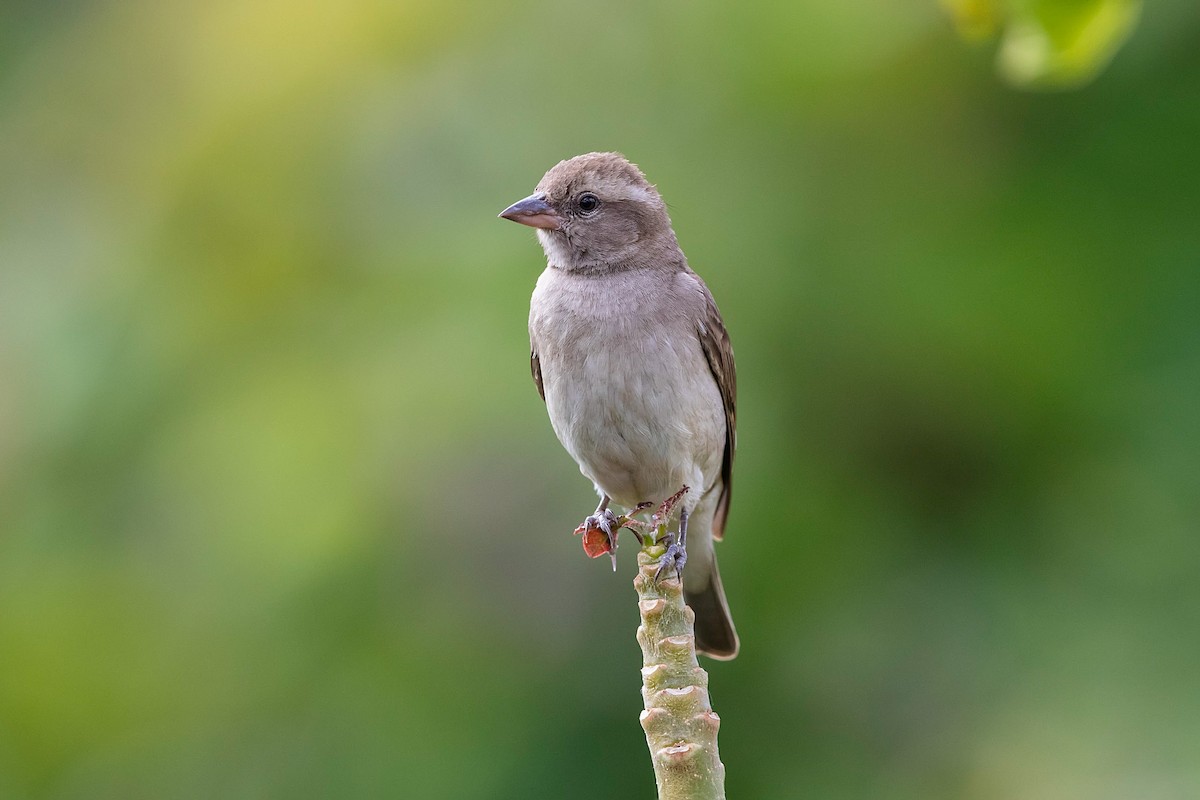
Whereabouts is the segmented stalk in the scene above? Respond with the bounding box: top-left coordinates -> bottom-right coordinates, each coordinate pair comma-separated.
635,542 -> 726,800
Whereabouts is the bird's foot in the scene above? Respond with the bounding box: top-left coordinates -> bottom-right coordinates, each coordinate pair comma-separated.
575,509 -> 621,566
654,532 -> 688,583
650,486 -> 690,582
574,503 -> 654,569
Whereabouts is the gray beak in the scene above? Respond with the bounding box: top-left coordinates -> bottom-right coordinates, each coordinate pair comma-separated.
498,194 -> 562,230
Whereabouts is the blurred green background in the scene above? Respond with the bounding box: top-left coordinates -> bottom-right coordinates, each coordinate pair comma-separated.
2,1 -> 1198,798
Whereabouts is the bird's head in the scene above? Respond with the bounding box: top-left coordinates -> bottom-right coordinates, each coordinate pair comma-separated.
499,152 -> 677,272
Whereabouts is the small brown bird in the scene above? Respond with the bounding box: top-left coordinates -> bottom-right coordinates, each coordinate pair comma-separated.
499,153 -> 739,659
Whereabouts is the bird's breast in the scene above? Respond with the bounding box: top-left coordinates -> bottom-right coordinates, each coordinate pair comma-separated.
529,268 -> 725,507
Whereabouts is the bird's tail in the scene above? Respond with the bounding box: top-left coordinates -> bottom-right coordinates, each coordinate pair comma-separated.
685,555 -> 739,660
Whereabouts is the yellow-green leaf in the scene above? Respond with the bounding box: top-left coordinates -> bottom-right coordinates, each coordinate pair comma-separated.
941,0 -> 1005,40
998,0 -> 1143,88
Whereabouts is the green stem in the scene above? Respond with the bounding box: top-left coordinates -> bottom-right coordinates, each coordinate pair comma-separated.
635,543 -> 726,800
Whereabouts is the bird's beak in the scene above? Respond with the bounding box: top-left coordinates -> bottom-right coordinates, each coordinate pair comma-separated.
498,194 -> 562,230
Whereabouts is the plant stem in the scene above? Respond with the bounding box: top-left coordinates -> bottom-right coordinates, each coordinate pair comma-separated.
635,542 -> 726,800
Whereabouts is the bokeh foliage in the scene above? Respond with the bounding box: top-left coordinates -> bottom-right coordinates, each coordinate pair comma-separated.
942,0 -> 1144,88
1,1 -> 1198,798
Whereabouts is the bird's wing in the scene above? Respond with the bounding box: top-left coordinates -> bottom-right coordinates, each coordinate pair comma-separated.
693,275 -> 737,540
531,349 -> 545,402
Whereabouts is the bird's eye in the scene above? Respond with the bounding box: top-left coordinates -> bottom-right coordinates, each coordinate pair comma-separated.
577,193 -> 600,214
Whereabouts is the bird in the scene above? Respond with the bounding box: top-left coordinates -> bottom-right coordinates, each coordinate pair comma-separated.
498,152 -> 739,660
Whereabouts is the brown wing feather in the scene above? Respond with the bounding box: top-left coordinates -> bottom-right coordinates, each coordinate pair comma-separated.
695,278 -> 737,540
531,350 -> 545,402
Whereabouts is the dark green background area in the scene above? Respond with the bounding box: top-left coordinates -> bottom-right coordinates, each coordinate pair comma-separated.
1,2 -> 1198,798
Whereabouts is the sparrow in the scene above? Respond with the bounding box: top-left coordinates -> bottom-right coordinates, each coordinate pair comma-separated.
498,152 -> 739,660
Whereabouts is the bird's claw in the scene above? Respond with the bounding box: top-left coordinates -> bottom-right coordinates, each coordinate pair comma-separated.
575,509 -> 621,568
590,509 -> 620,541
654,533 -> 687,583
